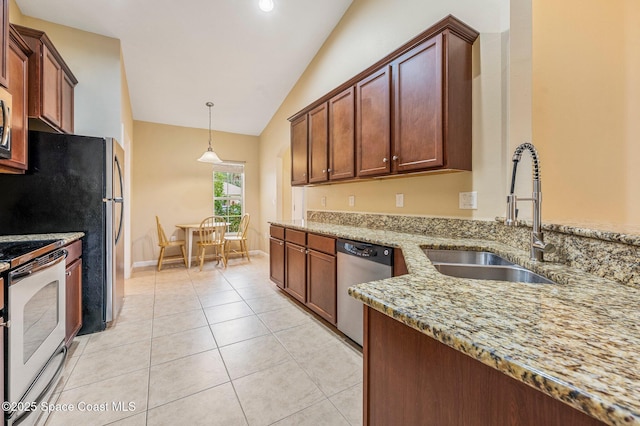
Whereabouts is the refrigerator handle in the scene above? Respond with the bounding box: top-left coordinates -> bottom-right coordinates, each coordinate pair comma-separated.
114,155 -> 125,245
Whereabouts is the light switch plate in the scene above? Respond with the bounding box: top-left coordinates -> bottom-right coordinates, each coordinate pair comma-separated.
396,193 -> 404,208
459,191 -> 478,209
348,195 -> 355,207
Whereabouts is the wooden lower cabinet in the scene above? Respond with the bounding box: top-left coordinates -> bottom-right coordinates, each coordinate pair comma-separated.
269,237 -> 285,289
284,242 -> 306,303
0,277 -> 4,407
364,307 -> 606,426
306,248 -> 336,324
64,240 -> 82,347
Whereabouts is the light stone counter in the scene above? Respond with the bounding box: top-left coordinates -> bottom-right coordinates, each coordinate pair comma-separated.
0,232 -> 84,272
270,219 -> 639,426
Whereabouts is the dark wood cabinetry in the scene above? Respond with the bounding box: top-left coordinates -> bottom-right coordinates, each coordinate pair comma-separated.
0,26 -> 31,174
269,226 -> 285,289
291,115 -> 308,186
13,24 -> 77,134
64,239 -> 82,347
290,16 -> 478,185
364,307 -> 606,426
392,248 -> 408,276
0,276 -> 4,407
356,66 -> 391,177
0,0 -> 8,88
306,233 -> 336,324
270,226 -> 337,325
328,87 -> 355,180
308,103 -> 328,184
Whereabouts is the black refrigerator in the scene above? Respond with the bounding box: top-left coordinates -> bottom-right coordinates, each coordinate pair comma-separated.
0,130 -> 125,334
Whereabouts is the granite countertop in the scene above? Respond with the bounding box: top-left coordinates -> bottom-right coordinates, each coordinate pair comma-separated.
270,220 -> 640,426
0,232 -> 84,273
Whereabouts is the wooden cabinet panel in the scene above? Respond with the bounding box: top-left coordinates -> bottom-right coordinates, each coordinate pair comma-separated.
0,0 -> 8,88
65,258 -> 82,346
307,233 -> 335,255
393,248 -> 408,276
0,26 -> 31,174
269,237 -> 285,289
328,87 -> 355,180
270,224 -> 285,240
0,276 -> 4,408
61,72 -> 74,133
392,34 -> 443,172
364,307 -> 606,426
306,249 -> 336,324
291,114 -> 308,186
356,66 -> 391,177
285,242 -> 306,303
42,44 -> 62,127
284,228 -> 306,246
308,102 -> 328,183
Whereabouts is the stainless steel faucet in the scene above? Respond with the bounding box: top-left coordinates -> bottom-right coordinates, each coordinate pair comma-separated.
505,142 -> 555,261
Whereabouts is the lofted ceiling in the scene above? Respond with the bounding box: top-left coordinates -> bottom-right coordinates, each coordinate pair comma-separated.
15,0 -> 353,136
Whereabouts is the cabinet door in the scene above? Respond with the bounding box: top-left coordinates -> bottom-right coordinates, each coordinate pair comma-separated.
65,258 -> 82,346
0,277 -> 4,407
308,103 -> 328,183
269,237 -> 285,289
329,87 -> 355,181
356,65 -> 391,177
285,242 -> 306,303
392,34 -> 443,172
41,44 -> 62,127
60,72 -> 74,133
0,28 -> 29,172
290,115 -> 308,185
0,0 -> 8,88
306,249 -> 336,324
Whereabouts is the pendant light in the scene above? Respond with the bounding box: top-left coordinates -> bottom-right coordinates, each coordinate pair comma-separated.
259,0 -> 274,12
197,101 -> 223,163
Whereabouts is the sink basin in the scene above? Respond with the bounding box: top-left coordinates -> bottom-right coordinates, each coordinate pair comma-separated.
423,248 -> 556,284
424,249 -> 515,266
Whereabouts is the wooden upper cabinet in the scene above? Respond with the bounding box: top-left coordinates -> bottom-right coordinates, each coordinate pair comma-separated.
0,0 -> 8,88
0,25 -> 31,174
392,34 -> 443,172
328,87 -> 355,181
291,114 -> 308,186
356,66 -> 391,177
13,24 -> 78,134
289,16 -> 478,185
307,102 -> 328,184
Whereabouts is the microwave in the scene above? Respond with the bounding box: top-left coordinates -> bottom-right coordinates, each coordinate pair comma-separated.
0,87 -> 12,159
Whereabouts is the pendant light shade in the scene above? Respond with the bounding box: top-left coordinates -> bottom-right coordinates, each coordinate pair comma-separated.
197,101 -> 223,163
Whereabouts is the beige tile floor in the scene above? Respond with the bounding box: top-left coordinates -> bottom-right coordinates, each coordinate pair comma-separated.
44,253 -> 363,426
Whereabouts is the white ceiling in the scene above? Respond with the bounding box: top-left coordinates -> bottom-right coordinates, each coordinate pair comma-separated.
15,0 -> 353,136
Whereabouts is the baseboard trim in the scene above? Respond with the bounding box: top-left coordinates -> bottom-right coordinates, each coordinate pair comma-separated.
132,250 -> 266,269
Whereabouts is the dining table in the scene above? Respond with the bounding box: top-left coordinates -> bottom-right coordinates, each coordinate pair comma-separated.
175,222 -> 229,268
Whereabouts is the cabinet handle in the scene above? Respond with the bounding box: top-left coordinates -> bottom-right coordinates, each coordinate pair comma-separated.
322,169 -> 326,174
302,173 -> 306,177
392,155 -> 399,161
66,271 -> 72,276
299,247 -> 305,253
382,157 -> 388,163
327,168 -> 332,172
279,241 -> 284,246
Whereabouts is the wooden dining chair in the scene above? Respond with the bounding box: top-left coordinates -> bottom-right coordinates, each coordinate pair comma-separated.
155,216 -> 188,271
225,213 -> 250,261
197,215 -> 227,270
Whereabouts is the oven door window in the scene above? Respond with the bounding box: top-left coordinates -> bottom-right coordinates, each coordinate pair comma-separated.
23,280 -> 60,363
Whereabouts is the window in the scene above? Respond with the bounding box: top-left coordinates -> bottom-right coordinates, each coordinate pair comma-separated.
213,162 -> 245,232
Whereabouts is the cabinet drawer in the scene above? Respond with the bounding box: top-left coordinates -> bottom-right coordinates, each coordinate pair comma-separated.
65,239 -> 82,266
285,228 -> 306,245
307,233 -> 335,255
270,225 -> 285,240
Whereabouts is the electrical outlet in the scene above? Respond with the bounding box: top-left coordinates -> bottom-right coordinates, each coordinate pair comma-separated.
321,196 -> 327,207
348,195 -> 355,207
459,191 -> 478,209
396,193 -> 404,208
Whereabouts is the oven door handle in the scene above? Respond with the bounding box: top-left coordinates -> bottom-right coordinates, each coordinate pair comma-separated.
9,250 -> 68,281
7,343 -> 67,424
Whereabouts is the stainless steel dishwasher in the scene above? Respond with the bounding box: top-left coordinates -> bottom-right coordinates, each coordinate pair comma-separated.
337,239 -> 393,346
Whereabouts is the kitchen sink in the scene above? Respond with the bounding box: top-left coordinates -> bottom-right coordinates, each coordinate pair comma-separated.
423,248 -> 556,284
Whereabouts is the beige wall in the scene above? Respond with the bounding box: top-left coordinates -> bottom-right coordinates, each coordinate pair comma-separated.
532,0 -> 640,232
259,0 -> 510,251
131,121 -> 260,265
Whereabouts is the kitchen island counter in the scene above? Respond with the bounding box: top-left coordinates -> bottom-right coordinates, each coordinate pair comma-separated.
270,219 -> 639,426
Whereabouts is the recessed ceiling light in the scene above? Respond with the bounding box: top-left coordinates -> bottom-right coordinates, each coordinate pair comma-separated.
259,0 -> 274,12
